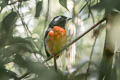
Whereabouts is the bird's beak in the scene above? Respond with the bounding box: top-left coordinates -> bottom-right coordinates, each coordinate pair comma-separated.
66,17 -> 72,21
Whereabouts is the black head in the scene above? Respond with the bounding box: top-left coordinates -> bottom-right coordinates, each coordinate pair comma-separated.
49,16 -> 69,29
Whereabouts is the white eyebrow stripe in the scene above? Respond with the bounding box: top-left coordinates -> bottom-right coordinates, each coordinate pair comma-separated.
54,16 -> 61,22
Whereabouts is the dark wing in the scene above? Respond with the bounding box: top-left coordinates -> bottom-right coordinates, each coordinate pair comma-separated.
44,20 -> 55,57
44,28 -> 51,57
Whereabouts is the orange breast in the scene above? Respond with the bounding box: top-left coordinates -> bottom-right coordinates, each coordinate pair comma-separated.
47,26 -> 67,56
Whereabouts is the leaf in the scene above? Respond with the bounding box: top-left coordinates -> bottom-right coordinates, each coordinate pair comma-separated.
14,54 -> 67,80
91,0 -> 120,12
14,54 -> 28,68
0,47 -> 15,64
12,43 -> 35,53
8,37 -> 33,45
59,0 -> 69,11
0,37 -> 36,56
18,0 -> 28,2
0,12 -> 17,48
2,11 -> 17,32
35,1 -> 43,18
0,66 -> 17,80
0,0 -> 9,12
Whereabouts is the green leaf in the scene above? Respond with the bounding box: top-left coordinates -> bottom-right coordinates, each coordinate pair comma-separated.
0,12 -> 17,48
0,37 -> 36,56
59,0 -> 69,11
0,47 -> 15,64
91,0 -> 120,12
11,43 -> 35,53
0,66 -> 17,80
8,37 -> 32,45
18,0 -> 28,2
35,1 -> 43,18
14,54 -> 67,80
2,11 -> 17,32
0,0 -> 9,12
14,54 -> 27,68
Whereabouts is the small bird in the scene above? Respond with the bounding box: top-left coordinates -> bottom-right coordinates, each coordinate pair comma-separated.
44,15 -> 71,70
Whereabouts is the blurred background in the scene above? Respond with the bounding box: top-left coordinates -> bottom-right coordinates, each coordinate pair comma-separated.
0,0 -> 120,80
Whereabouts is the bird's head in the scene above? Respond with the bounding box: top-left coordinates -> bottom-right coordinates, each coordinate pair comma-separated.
49,15 -> 71,29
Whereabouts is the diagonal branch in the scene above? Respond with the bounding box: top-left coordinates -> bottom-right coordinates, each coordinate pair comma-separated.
43,17 -> 107,63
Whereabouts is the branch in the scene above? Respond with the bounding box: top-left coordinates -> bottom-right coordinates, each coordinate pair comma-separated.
85,30 -> 99,80
38,0 -> 50,58
44,0 -> 50,28
43,17 -> 107,63
14,7 -> 44,57
17,72 -> 30,80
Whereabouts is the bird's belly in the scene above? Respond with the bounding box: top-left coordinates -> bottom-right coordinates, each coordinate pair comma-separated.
47,35 -> 67,56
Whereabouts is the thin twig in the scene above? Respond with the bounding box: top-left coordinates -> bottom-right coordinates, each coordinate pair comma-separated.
43,17 -> 107,63
44,0 -> 50,28
88,0 -> 95,24
12,4 -> 44,61
17,11 -> 32,35
79,1 -> 88,13
42,55 -> 53,63
15,7 -> 44,57
85,0 -> 95,24
86,23 -> 106,80
16,72 -> 30,80
39,0 -> 50,57
86,0 -> 90,18
85,32 -> 99,80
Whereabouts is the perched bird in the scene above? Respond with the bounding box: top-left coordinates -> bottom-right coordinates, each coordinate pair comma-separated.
44,15 -> 71,70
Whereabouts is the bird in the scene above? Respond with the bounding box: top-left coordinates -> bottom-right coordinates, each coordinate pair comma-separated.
44,15 -> 71,70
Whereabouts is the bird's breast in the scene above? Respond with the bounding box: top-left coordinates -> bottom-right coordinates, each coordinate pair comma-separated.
47,26 -> 67,55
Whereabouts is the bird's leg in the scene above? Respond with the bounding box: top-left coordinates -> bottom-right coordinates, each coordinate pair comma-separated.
54,55 -> 57,70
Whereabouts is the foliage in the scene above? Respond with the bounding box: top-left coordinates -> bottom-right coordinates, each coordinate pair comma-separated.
59,0 -> 68,11
0,0 -> 120,80
35,1 -> 43,18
